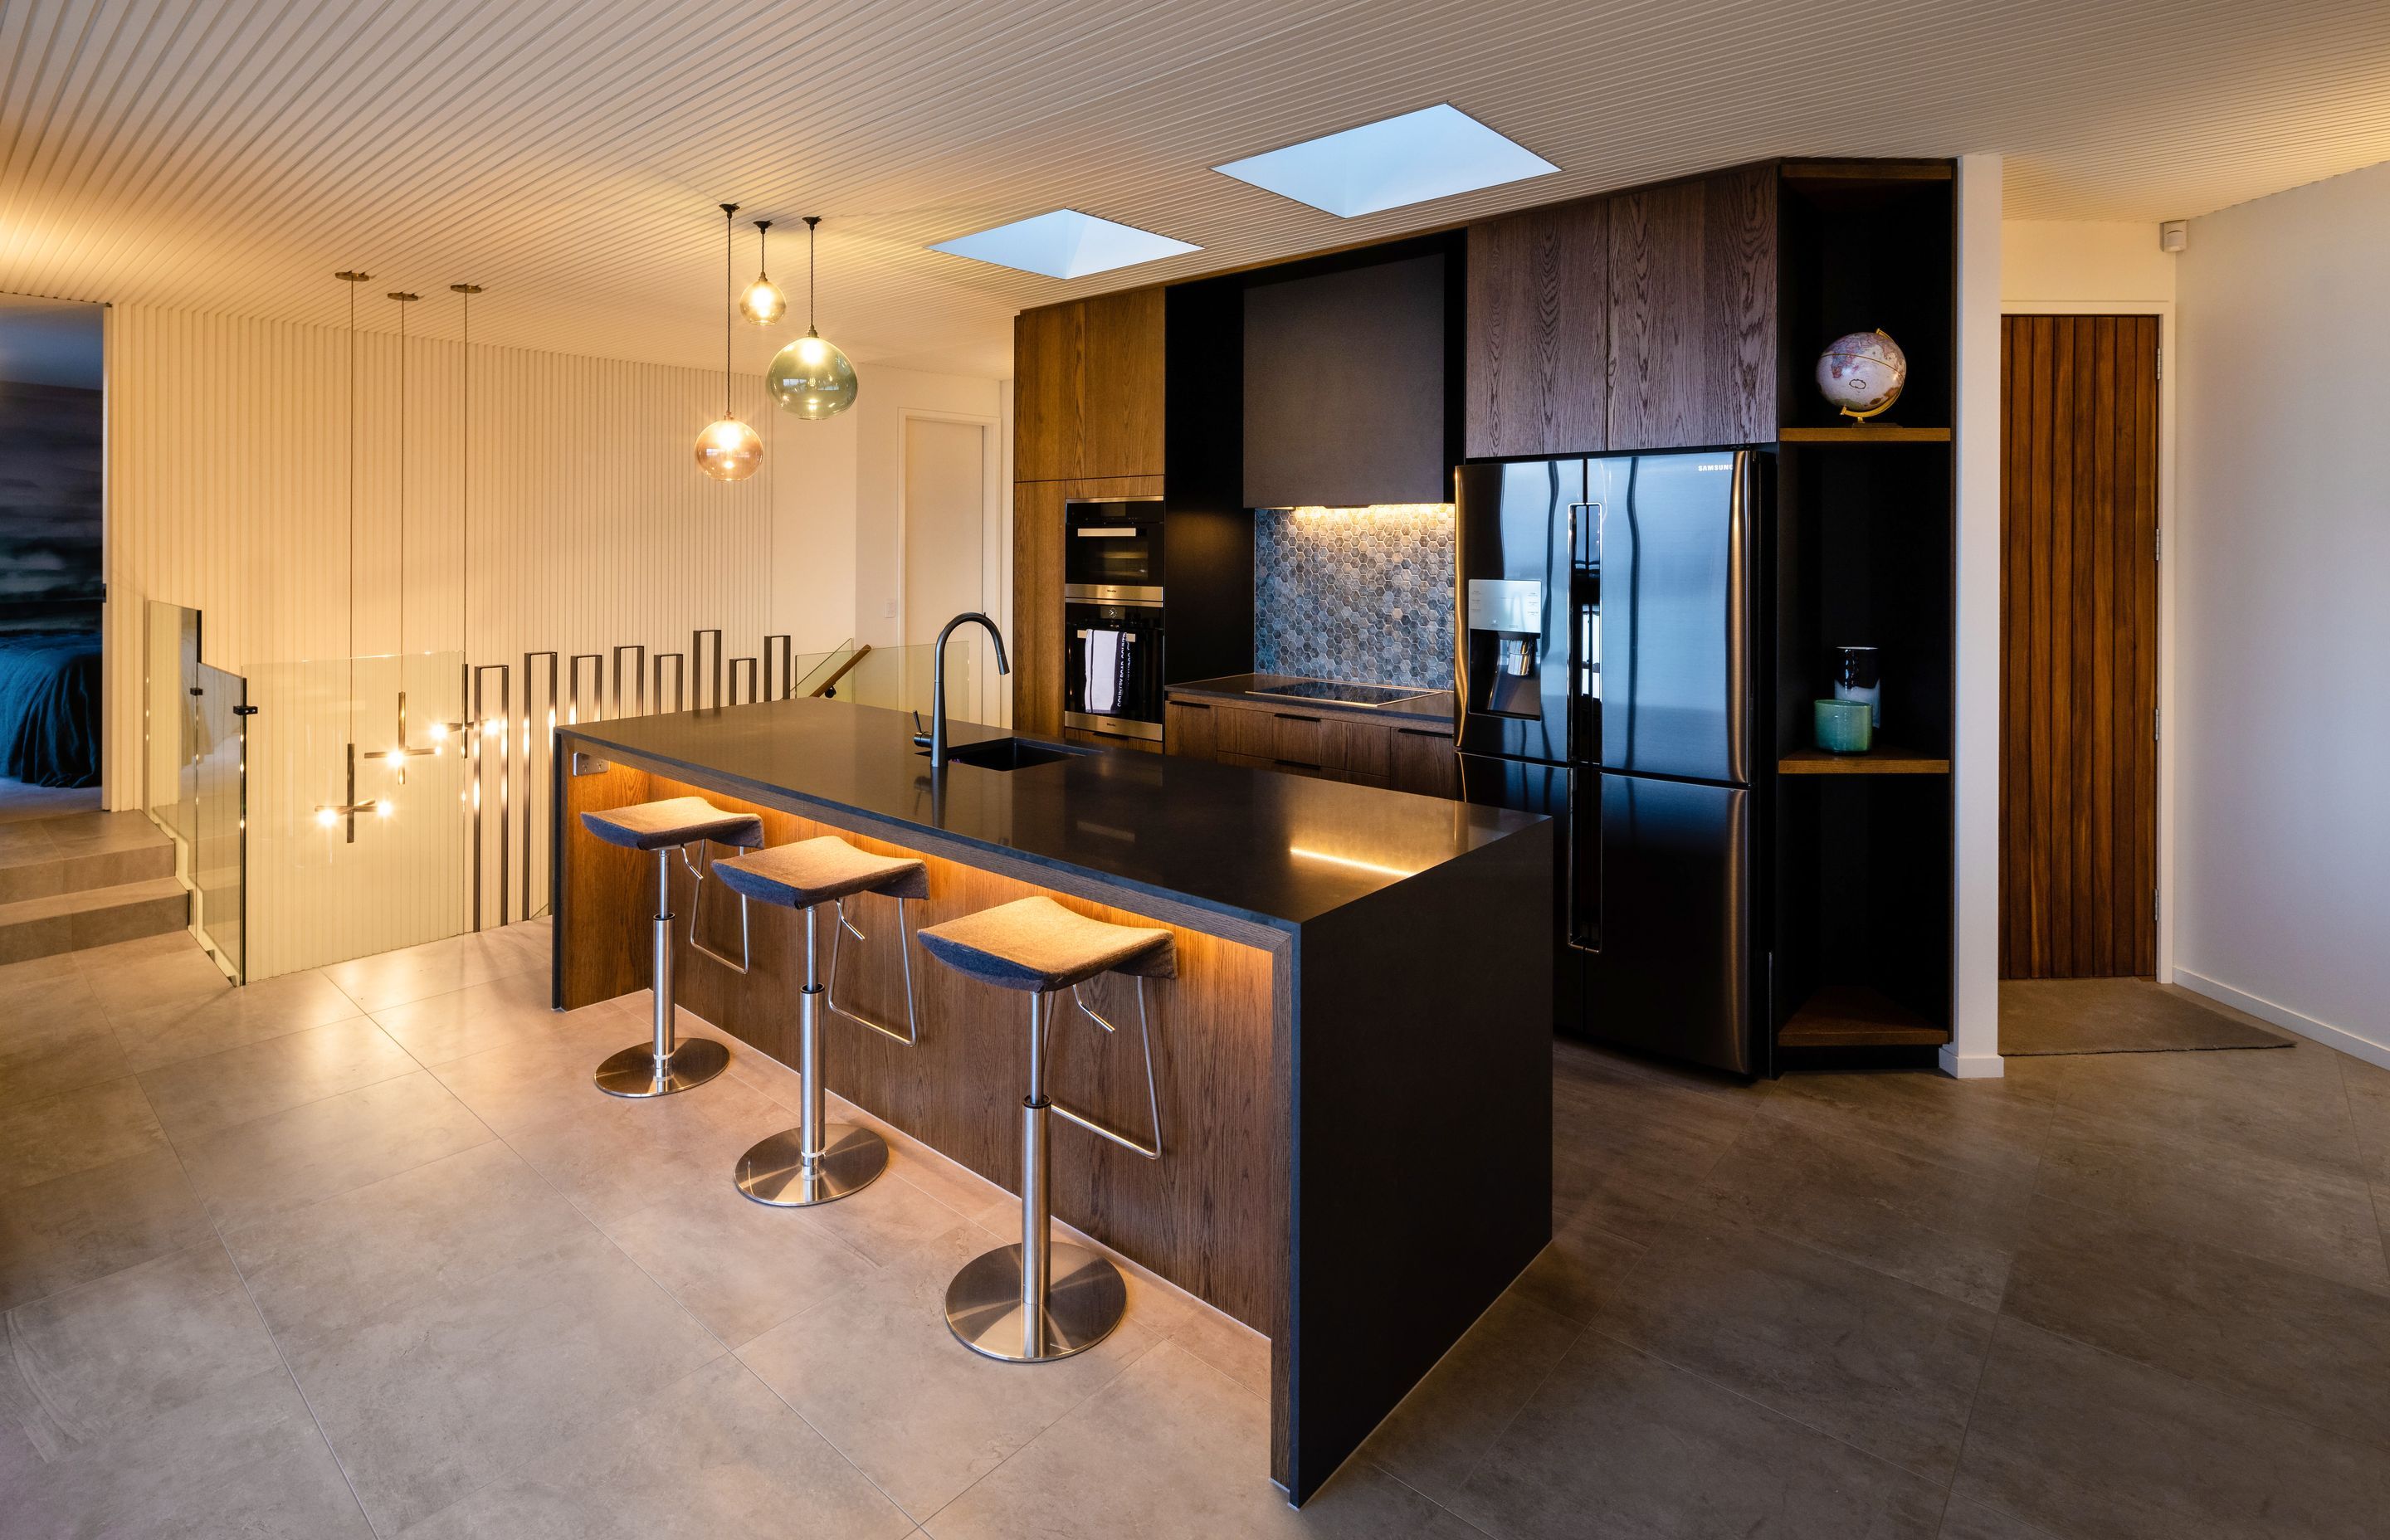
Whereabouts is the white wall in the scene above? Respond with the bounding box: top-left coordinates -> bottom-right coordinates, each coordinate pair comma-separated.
2170,161 -> 2390,1065
848,366 -> 1006,650
1947,154 -> 2005,1078
2002,222 -> 2176,305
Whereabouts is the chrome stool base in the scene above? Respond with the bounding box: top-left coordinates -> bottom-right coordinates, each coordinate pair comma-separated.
734,1121 -> 888,1206
593,1036 -> 729,1099
944,1241 -> 1126,1363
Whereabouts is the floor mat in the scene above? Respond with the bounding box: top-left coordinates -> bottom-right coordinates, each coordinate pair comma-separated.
1999,977 -> 2294,1055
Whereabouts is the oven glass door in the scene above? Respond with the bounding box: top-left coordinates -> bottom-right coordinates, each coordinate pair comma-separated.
1064,501 -> 1163,593
1065,602 -> 1163,739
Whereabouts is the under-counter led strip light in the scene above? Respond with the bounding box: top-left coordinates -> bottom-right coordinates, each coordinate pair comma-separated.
1282,503 -> 1453,520
1287,846 -> 1422,880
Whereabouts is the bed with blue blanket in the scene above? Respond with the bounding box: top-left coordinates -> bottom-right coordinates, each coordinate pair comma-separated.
0,629 -> 102,787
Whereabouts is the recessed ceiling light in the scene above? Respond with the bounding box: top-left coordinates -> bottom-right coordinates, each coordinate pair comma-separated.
1212,103 -> 1558,218
930,210 -> 1200,279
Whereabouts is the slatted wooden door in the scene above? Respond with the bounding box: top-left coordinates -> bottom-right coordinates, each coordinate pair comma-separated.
1999,314 -> 2159,977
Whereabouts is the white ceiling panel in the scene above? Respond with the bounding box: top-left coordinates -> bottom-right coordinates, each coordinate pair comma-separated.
1,0 -> 2385,376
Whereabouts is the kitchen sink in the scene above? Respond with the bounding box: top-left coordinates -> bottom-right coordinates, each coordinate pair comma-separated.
921,737 -> 1089,772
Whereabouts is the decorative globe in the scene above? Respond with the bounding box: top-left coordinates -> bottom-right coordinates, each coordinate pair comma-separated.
694,416 -> 763,480
767,330 -> 859,419
1815,329 -> 1908,422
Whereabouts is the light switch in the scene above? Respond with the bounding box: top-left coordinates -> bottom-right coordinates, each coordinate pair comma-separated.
883,599 -> 897,618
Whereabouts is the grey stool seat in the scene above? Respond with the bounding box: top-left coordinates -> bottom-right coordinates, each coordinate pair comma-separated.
581,796 -> 763,852
582,797 -> 761,1099
915,896 -> 1172,993
717,836 -> 929,1209
715,836 -> 929,909
918,897 -> 1174,1364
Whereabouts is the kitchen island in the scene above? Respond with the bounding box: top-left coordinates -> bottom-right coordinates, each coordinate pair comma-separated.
551,696 -> 1552,1503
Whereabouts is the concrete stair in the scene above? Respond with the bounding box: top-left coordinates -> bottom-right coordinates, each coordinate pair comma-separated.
0,811 -> 185,963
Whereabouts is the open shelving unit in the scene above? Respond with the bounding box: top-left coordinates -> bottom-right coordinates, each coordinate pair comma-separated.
1767,159 -> 1958,1065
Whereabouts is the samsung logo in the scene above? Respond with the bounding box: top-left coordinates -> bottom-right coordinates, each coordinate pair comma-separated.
1696,464 -> 1730,472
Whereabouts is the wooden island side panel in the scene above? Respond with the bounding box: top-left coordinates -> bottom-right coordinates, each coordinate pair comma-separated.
558,757 -> 1285,1332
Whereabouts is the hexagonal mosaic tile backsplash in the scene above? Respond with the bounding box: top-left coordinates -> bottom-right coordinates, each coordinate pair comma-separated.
1253,504 -> 1454,690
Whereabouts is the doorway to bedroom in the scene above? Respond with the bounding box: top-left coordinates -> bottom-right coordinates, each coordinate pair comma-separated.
0,294 -> 106,821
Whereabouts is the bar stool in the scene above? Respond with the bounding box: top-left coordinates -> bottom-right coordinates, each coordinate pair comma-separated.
915,895 -> 1172,1363
712,836 -> 930,1206
579,797 -> 764,1098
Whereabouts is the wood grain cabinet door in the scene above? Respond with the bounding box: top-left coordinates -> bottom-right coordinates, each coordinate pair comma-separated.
1267,712 -> 1329,769
1390,726 -> 1461,799
1466,198 -> 1609,459
1333,719 -> 1393,785
1079,287 -> 1166,478
1164,699 -> 1217,760
1213,703 -> 1276,760
1606,166 -> 1776,451
1015,303 -> 1084,480
1011,479 -> 1066,737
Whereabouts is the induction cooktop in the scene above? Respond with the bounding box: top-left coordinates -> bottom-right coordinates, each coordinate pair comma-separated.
1245,679 -> 1439,709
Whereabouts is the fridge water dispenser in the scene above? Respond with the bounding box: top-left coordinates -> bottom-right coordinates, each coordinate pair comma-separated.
1466,578 -> 1545,719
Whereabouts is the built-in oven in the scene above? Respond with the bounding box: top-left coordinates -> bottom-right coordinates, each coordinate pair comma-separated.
1065,595 -> 1164,741
1064,498 -> 1164,602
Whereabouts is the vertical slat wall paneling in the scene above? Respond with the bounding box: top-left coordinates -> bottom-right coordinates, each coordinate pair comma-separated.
1464,196 -> 1609,460
106,304 -> 778,976
1998,314 -> 2158,977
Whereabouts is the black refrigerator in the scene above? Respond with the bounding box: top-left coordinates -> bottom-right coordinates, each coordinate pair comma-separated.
1456,451 -> 1763,1075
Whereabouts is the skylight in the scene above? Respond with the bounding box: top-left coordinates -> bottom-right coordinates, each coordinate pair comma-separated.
1212,104 -> 1558,218
929,210 -> 1200,279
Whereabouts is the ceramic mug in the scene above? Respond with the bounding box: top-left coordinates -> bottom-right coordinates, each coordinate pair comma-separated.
1813,698 -> 1874,753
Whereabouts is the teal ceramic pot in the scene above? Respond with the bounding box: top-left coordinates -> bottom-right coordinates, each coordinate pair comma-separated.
1813,699 -> 1874,753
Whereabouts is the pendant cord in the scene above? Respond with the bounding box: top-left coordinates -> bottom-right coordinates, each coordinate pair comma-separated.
461,287 -> 469,666
395,296 -> 406,665
345,276 -> 357,743
723,204 -> 734,417
807,215 -> 818,333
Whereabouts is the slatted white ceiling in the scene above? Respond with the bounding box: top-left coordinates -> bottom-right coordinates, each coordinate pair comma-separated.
4,0 -> 2387,375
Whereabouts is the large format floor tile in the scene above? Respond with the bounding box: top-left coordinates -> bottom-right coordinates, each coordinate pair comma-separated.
1597,1220 -> 1998,1483
323,923 -> 548,1014
928,1341 -> 1475,1539
0,1076 -> 169,1194
1360,1291 -> 1582,1508
110,967 -> 363,1073
1999,1197 -> 2390,1450
739,1219 -> 1163,1521
1,1242 -> 281,1464
399,1355 -> 914,1540
5,1364 -> 373,1540
1450,1330 -> 1947,1539
136,1016 -> 420,1141
1949,1317 -> 2390,1540
233,1139 -> 597,1361
0,1146 -> 215,1312
2033,1104 -> 2390,1293
288,1227 -> 723,1534
178,1069 -> 495,1235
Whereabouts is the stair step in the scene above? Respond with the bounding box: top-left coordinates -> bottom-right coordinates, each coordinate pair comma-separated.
0,876 -> 188,963
0,812 -> 176,904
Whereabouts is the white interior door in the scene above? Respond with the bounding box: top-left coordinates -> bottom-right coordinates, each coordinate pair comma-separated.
903,417 -> 990,721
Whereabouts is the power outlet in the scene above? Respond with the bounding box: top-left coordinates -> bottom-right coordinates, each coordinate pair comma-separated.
883,599 -> 897,619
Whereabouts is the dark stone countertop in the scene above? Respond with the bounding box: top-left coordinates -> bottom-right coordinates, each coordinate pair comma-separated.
562,695 -> 1538,933
1163,673 -> 1458,729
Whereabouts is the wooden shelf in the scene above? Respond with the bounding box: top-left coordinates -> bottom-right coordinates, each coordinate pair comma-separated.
1778,744 -> 1949,775
1778,985 -> 1949,1048
1778,425 -> 1951,443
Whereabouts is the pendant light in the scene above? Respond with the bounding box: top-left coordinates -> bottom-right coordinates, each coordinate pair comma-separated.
738,218 -> 785,326
766,215 -> 858,420
695,202 -> 763,481
366,290 -> 437,782
318,272 -> 393,838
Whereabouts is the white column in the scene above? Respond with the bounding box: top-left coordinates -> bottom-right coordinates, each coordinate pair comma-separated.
1945,153 -> 2005,1079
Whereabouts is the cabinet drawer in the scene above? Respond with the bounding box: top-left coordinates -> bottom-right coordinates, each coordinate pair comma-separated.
1217,750 -> 1273,772
1214,704 -> 1276,760
1164,699 -> 1217,760
1332,719 -> 1393,782
1268,712 -> 1329,768
1389,726 -> 1461,799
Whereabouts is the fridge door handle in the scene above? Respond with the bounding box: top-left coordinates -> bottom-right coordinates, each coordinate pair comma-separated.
1563,768 -> 1601,954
